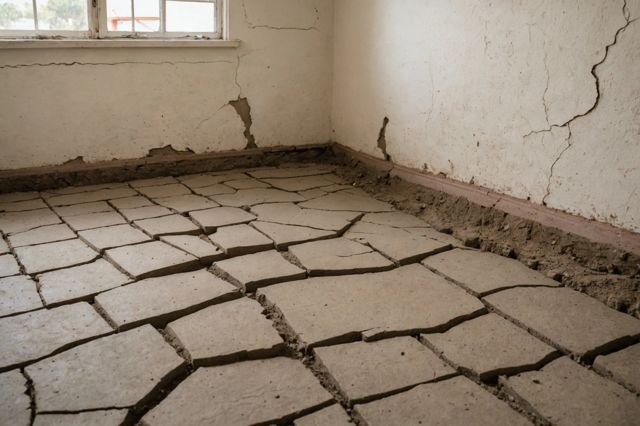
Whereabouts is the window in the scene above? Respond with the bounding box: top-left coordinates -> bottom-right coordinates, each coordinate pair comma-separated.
0,0 -> 222,38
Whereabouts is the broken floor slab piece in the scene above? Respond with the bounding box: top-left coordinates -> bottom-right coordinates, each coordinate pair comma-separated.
208,224 -> 273,256
484,287 -> 640,360
421,313 -> 558,381
105,241 -> 199,279
355,376 -> 530,426
42,183 -> 126,197
214,250 -> 306,291
33,410 -> 129,426
361,211 -> 431,228
47,187 -> 137,206
178,173 -> 248,189
248,166 -> 335,179
211,188 -> 305,207
423,249 -> 559,295
38,259 -> 130,306
294,405 -> 352,426
593,344 -> 640,394
299,191 -> 394,213
189,207 -> 256,232
0,191 -> 39,203
192,183 -> 236,196
406,227 -> 465,248
345,221 -> 451,264
258,264 -> 485,347
136,184 -> 191,199
0,275 -> 42,317
298,188 -> 328,200
109,196 -> 153,210
251,203 -> 360,232
95,269 -> 240,330
153,194 -> 218,213
501,357 -> 639,426
264,175 -> 337,191
315,337 -> 455,403
26,325 -> 185,413
288,237 -> 393,276
78,224 -> 151,251
0,302 -> 112,370
8,224 -> 76,248
0,370 -> 31,426
14,239 -> 97,274
160,235 -> 224,263
0,254 -> 20,278
129,176 -> 178,188
141,357 -> 333,426
53,201 -> 113,217
63,211 -> 126,231
251,221 -> 335,249
0,198 -> 47,213
118,205 -> 173,221
0,237 -> 7,254
166,298 -> 284,366
0,209 -> 61,235
134,214 -> 200,237
224,178 -> 271,189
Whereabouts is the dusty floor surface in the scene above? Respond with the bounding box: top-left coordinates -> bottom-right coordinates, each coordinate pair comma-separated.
0,164 -> 639,425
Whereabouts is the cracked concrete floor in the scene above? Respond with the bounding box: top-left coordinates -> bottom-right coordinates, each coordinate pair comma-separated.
0,165 -> 639,426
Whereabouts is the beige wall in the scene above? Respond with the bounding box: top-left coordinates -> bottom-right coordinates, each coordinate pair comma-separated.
332,0 -> 640,233
0,0 -> 333,169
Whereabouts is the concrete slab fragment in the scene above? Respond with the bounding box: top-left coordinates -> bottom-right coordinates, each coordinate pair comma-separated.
0,275 -> 42,317
0,302 -> 111,370
252,221 -> 335,249
79,224 -> 151,251
189,207 -> 256,232
63,211 -> 126,231
484,287 -> 640,359
0,198 -> 47,212
258,265 -> 486,347
406,227 -> 465,248
153,194 -> 218,213
118,205 -> 173,221
355,376 -> 530,426
294,405 -> 352,426
289,237 -> 393,276
209,224 -> 273,256
0,254 -> 20,277
53,201 -> 113,217
362,211 -> 430,228
0,209 -> 61,235
178,173 -> 247,189
8,224 -> 77,248
315,337 -> 455,403
134,214 -> 200,237
346,222 -> 451,264
423,249 -> 559,295
14,239 -> 97,274
48,187 -> 137,206
264,175 -> 337,191
95,269 -> 239,330
166,298 -> 284,366
43,183 -> 126,197
160,235 -> 224,263
136,184 -> 191,199
129,176 -> 178,188
109,196 -> 153,210
224,178 -> 271,189
192,183 -> 235,196
248,166 -> 335,179
214,250 -> 306,291
211,188 -> 305,207
299,192 -> 394,212
0,370 -> 31,426
0,237 -> 7,254
38,259 -> 131,306
251,203 -> 360,232
298,188 -> 328,200
0,192 -> 39,203
501,357 -> 639,426
105,241 -> 199,279
422,313 -> 558,380
593,344 -> 640,393
34,410 -> 128,426
141,357 -> 333,426
26,325 -> 185,412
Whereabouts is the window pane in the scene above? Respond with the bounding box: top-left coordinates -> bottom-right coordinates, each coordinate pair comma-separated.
166,0 -> 214,33
106,0 -> 131,31
0,0 -> 34,30
37,0 -> 88,30
133,0 -> 159,32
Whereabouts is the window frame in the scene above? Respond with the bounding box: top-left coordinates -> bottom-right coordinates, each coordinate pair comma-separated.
0,0 -> 223,39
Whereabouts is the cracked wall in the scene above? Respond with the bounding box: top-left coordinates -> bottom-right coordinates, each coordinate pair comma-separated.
0,0 -> 333,169
332,0 -> 640,233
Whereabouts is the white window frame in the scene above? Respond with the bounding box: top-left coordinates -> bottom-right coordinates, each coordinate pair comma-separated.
0,0 -> 223,39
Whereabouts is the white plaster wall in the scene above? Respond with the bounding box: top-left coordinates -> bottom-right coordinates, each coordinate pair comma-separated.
332,0 -> 640,233
0,0 -> 333,169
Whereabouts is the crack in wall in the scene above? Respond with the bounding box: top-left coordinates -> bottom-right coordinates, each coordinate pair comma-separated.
228,97 -> 257,149
377,117 -> 391,161
241,0 -> 319,31
0,60 -> 234,70
523,0 -> 636,205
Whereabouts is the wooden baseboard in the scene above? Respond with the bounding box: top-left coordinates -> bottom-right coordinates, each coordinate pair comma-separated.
333,144 -> 640,255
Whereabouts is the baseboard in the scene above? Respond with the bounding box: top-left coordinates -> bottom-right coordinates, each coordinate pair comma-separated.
333,144 -> 640,256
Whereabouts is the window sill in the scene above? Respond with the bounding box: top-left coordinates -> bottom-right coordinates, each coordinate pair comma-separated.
0,38 -> 240,49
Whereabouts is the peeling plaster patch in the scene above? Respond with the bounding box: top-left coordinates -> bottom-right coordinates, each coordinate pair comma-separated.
62,157 -> 86,165
147,145 -> 195,158
241,0 -> 320,31
377,117 -> 391,161
229,97 -> 257,149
